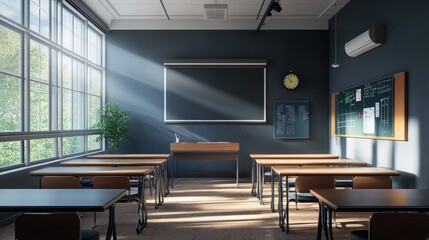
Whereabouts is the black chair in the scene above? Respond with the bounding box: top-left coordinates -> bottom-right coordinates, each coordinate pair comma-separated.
350,212 -> 429,240
15,212 -> 99,240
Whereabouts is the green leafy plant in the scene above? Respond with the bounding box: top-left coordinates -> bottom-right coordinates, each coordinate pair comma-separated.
96,103 -> 130,152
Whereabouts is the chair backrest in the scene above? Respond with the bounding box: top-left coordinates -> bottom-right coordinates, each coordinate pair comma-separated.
369,212 -> 429,240
295,176 -> 335,193
353,176 -> 392,189
92,176 -> 130,190
15,213 -> 80,240
40,176 -> 81,189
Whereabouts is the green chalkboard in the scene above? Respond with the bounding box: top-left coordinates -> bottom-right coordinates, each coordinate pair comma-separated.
273,101 -> 309,139
334,77 -> 394,137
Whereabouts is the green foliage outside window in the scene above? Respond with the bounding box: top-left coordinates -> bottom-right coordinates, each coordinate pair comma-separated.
0,141 -> 21,167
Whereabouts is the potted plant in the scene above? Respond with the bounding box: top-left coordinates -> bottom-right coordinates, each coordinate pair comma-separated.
96,102 -> 130,153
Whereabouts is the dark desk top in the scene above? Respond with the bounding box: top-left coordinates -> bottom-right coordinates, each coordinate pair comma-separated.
30,166 -> 154,177
310,189 -> 429,211
0,189 -> 127,212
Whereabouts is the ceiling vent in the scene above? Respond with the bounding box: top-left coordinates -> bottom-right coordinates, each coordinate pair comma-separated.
204,4 -> 228,20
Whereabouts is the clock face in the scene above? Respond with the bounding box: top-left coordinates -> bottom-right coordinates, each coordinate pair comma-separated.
283,73 -> 299,90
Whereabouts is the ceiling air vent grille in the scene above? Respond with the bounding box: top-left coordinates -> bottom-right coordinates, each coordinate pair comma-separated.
203,4 -> 228,20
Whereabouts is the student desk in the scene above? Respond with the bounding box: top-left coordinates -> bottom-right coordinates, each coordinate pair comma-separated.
249,154 -> 340,196
30,166 -> 153,234
311,189 -> 429,240
0,189 -> 126,240
254,159 -> 367,210
61,158 -> 168,207
170,142 -> 240,187
88,154 -> 171,159
271,166 -> 401,233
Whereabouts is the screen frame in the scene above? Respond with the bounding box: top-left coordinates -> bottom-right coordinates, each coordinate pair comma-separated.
164,59 -> 267,123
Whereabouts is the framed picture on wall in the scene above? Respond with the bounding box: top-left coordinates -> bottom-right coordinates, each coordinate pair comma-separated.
273,100 -> 310,139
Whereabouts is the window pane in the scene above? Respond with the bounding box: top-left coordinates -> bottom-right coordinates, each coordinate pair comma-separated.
88,95 -> 101,129
73,60 -> 84,92
63,136 -> 83,156
88,28 -> 101,65
62,55 -> 72,89
0,25 -> 21,75
0,74 -> 21,132
30,81 -> 49,131
0,141 -> 21,167
30,0 -> 50,38
87,134 -> 101,151
73,91 -> 84,130
62,10 -> 72,50
30,40 -> 49,82
0,0 -> 22,23
62,89 -> 72,130
88,67 -> 101,96
30,138 -> 55,162
73,17 -> 84,56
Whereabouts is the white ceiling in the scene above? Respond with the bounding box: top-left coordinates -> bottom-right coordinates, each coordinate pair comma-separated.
82,0 -> 350,30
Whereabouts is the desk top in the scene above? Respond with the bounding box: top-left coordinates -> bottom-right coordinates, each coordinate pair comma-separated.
250,154 -> 339,159
255,159 -> 367,166
30,166 -> 154,177
0,189 -> 126,212
272,166 -> 401,176
310,189 -> 429,211
88,154 -> 170,159
170,142 -> 239,152
61,158 -> 167,166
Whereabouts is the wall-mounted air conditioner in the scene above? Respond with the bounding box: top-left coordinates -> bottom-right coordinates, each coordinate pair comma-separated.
345,25 -> 385,57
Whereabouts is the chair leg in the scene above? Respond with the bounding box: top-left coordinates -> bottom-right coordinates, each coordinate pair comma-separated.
295,190 -> 298,210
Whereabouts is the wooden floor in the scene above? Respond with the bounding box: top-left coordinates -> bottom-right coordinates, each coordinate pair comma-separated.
0,178 -> 370,240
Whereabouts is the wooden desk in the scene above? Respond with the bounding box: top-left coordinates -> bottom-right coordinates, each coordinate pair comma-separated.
254,159 -> 367,210
61,159 -> 169,207
88,154 -> 170,159
0,189 -> 126,240
311,189 -> 429,240
30,166 -> 153,234
170,142 -> 240,187
249,154 -> 340,196
272,167 -> 401,233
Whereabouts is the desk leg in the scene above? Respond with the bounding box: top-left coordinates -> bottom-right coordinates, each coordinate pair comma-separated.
328,209 -> 334,240
259,164 -> 264,205
285,174 -> 290,234
251,159 -> 256,196
155,166 -> 163,209
163,161 -> 169,196
270,168 -> 274,212
136,176 -> 147,234
317,202 -> 323,240
278,176 -> 284,231
236,154 -> 239,188
106,204 -> 116,240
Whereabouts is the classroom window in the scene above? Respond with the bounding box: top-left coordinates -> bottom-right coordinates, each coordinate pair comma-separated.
0,1 -> 105,170
0,0 -> 22,24
0,24 -> 22,133
30,0 -> 50,39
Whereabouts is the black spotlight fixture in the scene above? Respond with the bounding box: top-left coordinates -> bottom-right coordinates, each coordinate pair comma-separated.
270,0 -> 282,13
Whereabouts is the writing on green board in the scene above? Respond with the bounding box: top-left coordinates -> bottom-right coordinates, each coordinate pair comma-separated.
335,77 -> 394,137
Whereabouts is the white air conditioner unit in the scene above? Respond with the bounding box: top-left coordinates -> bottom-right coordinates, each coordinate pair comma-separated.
345,25 -> 385,57
204,4 -> 228,20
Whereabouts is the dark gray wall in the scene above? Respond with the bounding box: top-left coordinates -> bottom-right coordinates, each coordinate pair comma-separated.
106,30 -> 330,177
329,0 -> 429,188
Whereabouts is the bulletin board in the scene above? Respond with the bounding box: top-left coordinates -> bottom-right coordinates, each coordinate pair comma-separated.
273,101 -> 310,139
331,72 -> 407,140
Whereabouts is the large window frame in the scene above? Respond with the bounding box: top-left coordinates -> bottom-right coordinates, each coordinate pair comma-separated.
0,0 -> 105,170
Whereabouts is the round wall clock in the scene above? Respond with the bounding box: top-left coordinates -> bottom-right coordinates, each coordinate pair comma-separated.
283,72 -> 299,90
